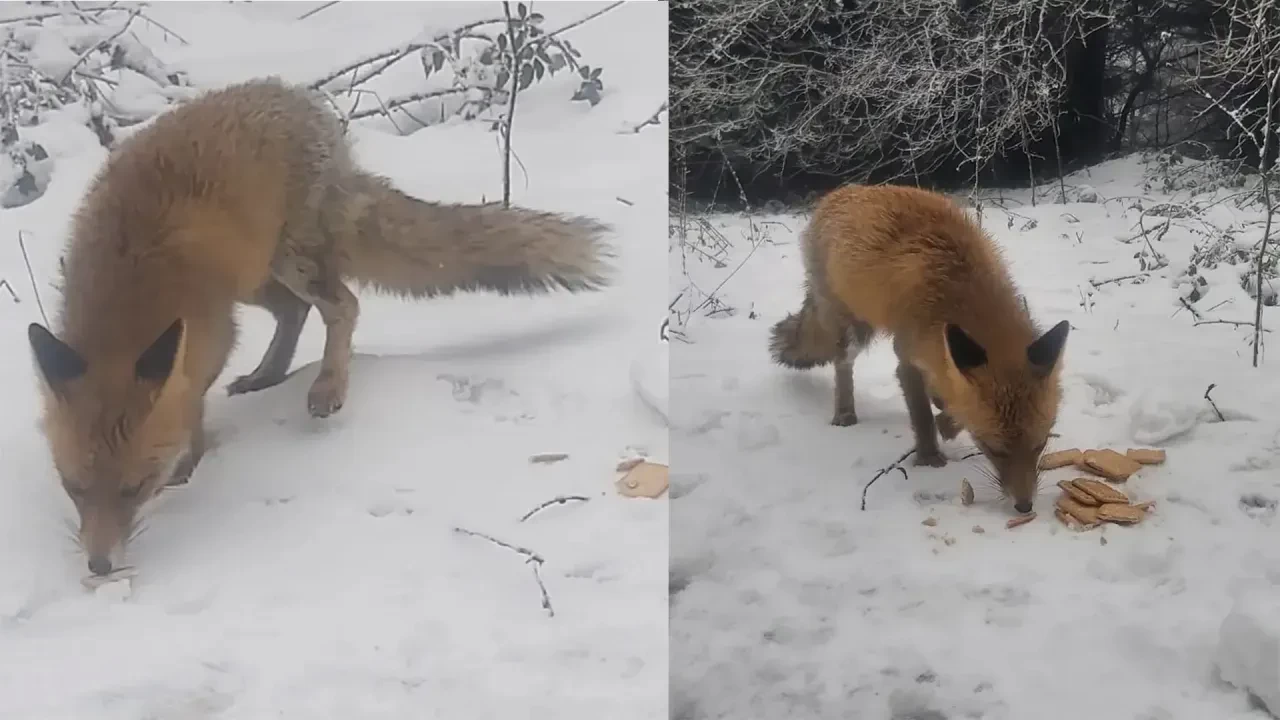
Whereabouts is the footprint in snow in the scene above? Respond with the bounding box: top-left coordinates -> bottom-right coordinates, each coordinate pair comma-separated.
687,409 -> 730,436
887,687 -> 949,720
734,414 -> 780,451
368,502 -> 414,518
668,471 -> 708,500
1078,373 -> 1124,408
436,374 -> 511,405
1240,493 -> 1277,522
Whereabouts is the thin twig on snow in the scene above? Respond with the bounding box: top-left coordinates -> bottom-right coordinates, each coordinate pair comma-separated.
0,279 -> 19,303
453,527 -> 555,617
298,1 -> 340,21
861,447 -> 915,511
519,495 -> 590,522
1204,383 -> 1226,422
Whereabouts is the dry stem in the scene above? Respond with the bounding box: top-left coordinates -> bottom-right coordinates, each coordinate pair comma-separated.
861,448 -> 915,511
453,527 -> 555,617
519,495 -> 590,522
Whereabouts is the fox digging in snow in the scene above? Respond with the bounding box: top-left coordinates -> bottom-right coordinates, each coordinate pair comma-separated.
769,184 -> 1069,513
27,78 -> 613,576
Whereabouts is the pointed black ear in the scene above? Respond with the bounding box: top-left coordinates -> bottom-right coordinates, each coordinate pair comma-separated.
1027,319 -> 1070,376
135,319 -> 184,382
945,324 -> 988,372
29,323 -> 87,388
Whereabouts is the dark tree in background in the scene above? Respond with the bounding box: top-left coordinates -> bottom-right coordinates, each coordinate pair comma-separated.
670,0 -> 1280,208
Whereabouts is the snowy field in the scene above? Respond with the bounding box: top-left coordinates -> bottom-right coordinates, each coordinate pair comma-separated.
670,158 -> 1280,719
0,2 -> 668,718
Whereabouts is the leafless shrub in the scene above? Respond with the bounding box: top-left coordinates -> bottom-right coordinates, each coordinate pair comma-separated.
0,1 -> 188,207
308,1 -> 616,207
1188,0 -> 1280,365
309,2 -> 609,132
672,0 -> 1111,198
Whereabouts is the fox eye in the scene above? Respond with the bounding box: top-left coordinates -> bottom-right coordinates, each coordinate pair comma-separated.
64,484 -> 85,499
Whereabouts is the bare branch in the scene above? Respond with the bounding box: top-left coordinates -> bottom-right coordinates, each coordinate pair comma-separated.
519,495 -> 590,522
453,527 -> 555,617
298,1 -> 340,21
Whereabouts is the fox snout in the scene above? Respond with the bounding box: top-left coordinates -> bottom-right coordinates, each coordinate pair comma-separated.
1001,479 -> 1037,514
88,554 -> 113,576
78,504 -> 132,576
995,460 -> 1040,514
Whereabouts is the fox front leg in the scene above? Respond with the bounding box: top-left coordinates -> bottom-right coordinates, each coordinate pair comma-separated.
168,401 -> 206,486
927,393 -> 962,441
897,362 -> 947,468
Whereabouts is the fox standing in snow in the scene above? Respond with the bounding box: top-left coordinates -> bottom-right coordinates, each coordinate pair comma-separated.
769,184 -> 1069,513
26,78 -> 612,576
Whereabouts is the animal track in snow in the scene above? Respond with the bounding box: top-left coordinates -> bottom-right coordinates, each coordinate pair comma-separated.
1239,494 -> 1277,522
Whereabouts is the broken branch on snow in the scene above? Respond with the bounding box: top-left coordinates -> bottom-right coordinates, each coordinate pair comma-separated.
453,527 -> 554,617
861,447 -> 915,511
519,495 -> 590,522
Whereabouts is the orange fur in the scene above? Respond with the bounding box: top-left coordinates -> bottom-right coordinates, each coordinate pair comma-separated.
770,184 -> 1070,511
28,78 -> 613,576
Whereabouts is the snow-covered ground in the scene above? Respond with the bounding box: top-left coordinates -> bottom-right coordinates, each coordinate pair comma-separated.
0,3 -> 668,718
670,158 -> 1280,719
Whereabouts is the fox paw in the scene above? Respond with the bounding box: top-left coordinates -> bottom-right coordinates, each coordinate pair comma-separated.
914,450 -> 948,468
307,370 -> 347,418
935,411 -> 962,441
831,409 -> 859,427
227,371 -> 287,396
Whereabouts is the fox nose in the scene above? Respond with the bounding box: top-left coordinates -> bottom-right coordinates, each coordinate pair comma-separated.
1014,501 -> 1033,514
87,555 -> 112,576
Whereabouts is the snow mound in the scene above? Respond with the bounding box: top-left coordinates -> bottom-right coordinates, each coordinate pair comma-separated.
1128,386 -> 1203,445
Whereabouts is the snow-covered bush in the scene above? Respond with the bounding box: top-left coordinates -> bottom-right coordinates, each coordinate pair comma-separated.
0,1 -> 189,207
309,1 -> 608,131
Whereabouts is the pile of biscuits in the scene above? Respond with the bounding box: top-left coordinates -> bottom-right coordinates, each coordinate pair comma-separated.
1038,447 -> 1165,530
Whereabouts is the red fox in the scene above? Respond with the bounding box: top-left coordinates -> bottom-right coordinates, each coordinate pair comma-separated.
26,78 -> 612,576
769,184 -> 1069,513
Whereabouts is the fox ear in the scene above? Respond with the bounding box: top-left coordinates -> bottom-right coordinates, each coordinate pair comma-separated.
136,319 -> 184,383
1027,320 -> 1070,378
944,324 -> 987,373
29,323 -> 87,389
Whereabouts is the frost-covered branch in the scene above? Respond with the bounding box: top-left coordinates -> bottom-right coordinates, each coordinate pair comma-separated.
1188,0 -> 1280,366
0,3 -> 187,207
672,0 -> 1108,191
310,2 -> 608,134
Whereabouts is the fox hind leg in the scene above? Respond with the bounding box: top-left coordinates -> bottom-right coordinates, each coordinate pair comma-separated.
228,279 -> 312,396
831,319 -> 873,427
271,249 -> 359,419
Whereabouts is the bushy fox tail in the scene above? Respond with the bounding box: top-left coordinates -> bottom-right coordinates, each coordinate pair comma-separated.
332,171 -> 612,299
769,292 -> 843,369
